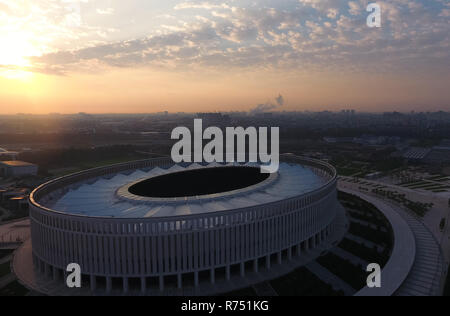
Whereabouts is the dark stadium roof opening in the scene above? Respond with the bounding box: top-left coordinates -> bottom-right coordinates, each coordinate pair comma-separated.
128,166 -> 269,198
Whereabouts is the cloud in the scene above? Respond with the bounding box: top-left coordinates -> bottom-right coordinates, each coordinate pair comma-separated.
14,0 -> 450,76
97,8 -> 115,15
174,2 -> 230,10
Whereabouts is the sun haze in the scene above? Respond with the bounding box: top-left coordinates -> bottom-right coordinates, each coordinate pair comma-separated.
0,0 -> 449,113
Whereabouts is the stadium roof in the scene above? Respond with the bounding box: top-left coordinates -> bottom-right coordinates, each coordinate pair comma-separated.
48,162 -> 326,218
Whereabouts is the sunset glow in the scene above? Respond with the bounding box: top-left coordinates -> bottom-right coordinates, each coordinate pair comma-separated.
0,0 -> 449,113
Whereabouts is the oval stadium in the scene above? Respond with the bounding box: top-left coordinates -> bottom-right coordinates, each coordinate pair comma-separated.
27,154 -> 344,295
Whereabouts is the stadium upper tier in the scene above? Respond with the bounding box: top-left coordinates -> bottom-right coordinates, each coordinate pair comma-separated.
43,162 -> 326,218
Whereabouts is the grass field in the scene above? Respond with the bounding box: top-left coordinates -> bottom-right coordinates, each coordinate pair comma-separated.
0,250 -> 13,260
0,262 -> 11,278
0,281 -> 29,296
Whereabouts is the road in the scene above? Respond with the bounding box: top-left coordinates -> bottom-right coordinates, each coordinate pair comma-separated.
339,177 -> 450,264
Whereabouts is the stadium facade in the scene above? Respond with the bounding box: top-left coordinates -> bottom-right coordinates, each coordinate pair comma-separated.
29,155 -> 341,294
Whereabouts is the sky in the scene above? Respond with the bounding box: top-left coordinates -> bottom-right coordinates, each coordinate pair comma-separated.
0,0 -> 449,114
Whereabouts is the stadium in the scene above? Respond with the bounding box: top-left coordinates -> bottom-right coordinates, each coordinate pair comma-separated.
28,154 -> 342,295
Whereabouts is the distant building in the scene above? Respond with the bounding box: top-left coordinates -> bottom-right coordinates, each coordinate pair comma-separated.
323,137 -> 355,144
0,161 -> 38,178
0,188 -> 30,211
365,172 -> 383,180
402,147 -> 432,161
424,141 -> 450,165
436,139 -> 450,149
196,112 -> 231,127
0,147 -> 19,160
395,143 -> 450,165
353,135 -> 388,146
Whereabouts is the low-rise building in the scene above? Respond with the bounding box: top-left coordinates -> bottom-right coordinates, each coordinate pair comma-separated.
0,147 -> 19,160
0,161 -> 38,178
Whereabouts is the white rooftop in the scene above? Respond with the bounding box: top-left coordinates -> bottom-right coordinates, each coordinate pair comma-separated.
46,162 -> 326,218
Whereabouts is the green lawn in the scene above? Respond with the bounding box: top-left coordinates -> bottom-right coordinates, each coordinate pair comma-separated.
0,250 -> 13,260
316,253 -> 366,291
0,281 -> 29,296
270,267 -> 344,296
0,262 -> 11,278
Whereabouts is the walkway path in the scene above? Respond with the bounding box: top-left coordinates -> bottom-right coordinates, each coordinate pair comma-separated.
339,176 -> 450,263
340,185 -> 444,296
394,215 -> 445,296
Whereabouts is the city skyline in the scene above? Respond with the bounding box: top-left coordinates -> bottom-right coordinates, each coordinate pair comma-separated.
0,0 -> 449,114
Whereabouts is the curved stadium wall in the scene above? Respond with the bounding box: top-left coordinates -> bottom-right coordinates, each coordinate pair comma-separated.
29,155 -> 340,294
